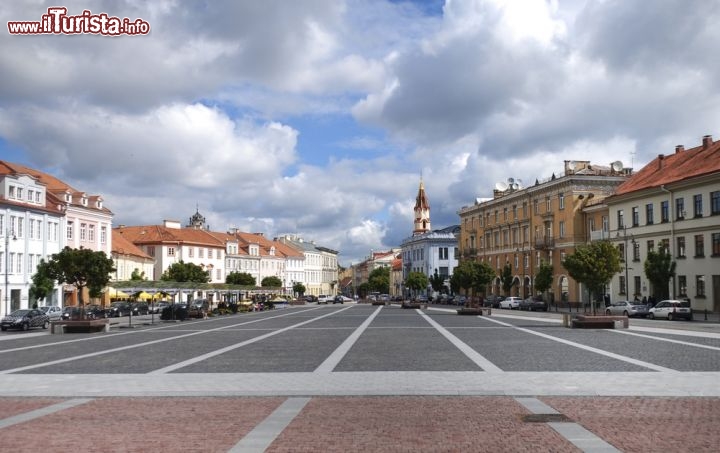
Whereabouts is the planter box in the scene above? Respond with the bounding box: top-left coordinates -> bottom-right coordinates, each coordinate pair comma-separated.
51,319 -> 110,334
570,314 -> 628,329
457,307 -> 491,316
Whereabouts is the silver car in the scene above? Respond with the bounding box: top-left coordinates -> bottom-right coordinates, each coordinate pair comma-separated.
649,300 -> 693,321
605,300 -> 648,318
40,305 -> 63,321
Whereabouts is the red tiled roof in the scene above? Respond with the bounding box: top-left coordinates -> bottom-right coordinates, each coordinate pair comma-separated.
115,225 -> 225,247
0,160 -> 111,214
112,229 -> 152,260
614,136 -> 720,196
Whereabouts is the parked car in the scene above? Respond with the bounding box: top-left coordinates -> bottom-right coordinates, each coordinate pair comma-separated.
500,297 -> 522,310
150,301 -> 169,314
106,301 -> 132,317
605,300 -> 649,318
453,296 -> 466,306
483,295 -> 505,308
161,303 -> 188,321
187,299 -> 209,318
131,302 -> 149,315
61,306 -> 81,320
333,295 -> 345,304
40,305 -> 63,321
649,300 -> 693,321
317,295 -> 331,304
519,296 -> 548,312
303,295 -> 318,303
85,304 -> 107,319
1,309 -> 50,331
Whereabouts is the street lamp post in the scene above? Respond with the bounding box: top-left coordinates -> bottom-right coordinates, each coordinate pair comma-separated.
4,229 -> 17,317
617,226 -> 635,300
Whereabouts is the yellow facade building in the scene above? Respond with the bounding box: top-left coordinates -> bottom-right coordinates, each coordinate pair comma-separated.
458,161 -> 629,304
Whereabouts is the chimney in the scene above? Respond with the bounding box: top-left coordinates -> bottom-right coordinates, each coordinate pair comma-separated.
658,154 -> 665,170
675,145 -> 684,154
702,135 -> 713,149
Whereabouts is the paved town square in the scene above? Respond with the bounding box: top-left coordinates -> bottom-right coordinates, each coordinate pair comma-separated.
1,304 -> 719,452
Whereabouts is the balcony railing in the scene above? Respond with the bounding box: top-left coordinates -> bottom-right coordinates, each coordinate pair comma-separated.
590,230 -> 611,241
534,236 -> 555,250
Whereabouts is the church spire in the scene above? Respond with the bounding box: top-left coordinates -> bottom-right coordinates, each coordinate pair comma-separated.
413,178 -> 431,236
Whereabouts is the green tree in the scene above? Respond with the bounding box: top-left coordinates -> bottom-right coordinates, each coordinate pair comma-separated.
534,262 -> 553,299
39,247 -> 116,316
405,271 -> 429,298
429,269 -> 445,293
292,282 -> 306,297
450,260 -> 495,306
562,241 -> 621,313
226,271 -> 256,286
261,276 -> 282,287
500,263 -> 516,296
644,249 -> 676,300
368,266 -> 390,294
130,268 -> 146,281
161,260 -> 210,283
29,263 -> 56,308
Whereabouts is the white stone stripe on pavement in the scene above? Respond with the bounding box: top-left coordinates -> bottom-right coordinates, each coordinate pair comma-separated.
0,308 -> 323,374
314,306 -> 382,373
515,397 -> 620,453
229,397 -> 310,453
149,306 -> 356,374
0,398 -> 94,429
418,310 -> 503,373
611,329 -> 720,351
482,316 -> 678,372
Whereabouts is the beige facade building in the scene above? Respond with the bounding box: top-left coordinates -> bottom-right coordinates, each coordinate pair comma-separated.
458,160 -> 629,303
606,135 -> 720,311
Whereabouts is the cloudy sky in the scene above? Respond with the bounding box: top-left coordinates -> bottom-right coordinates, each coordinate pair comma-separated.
2,0 -> 719,266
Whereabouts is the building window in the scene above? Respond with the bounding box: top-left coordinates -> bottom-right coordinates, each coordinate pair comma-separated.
514,254 -> 519,270
646,203 -> 654,225
545,196 -> 551,212
617,210 -> 624,229
199,248 -> 204,258
693,194 -> 703,218
676,197 -> 685,220
619,276 -> 626,295
696,275 -> 706,297
522,202 -> 527,218
678,275 -> 687,297
29,219 -> 35,240
494,210 -> 498,223
559,221 -> 565,238
208,249 -> 213,259
533,199 -> 539,214
677,237 -> 686,258
167,247 -> 175,257
694,234 -> 704,257
661,200 -> 669,223
513,205 -> 518,219
632,207 -> 639,227
17,188 -> 23,200
100,226 -> 106,244
147,246 -> 155,257
8,186 -> 15,198
712,233 -> 720,257
711,191 -> 720,216
188,247 -> 194,258
647,240 -> 654,255
66,221 -> 73,240
27,190 -> 33,201
503,208 -> 508,221
35,192 -> 40,203
618,243 -> 625,262
80,223 -> 87,241
216,269 -> 221,280
439,247 -> 448,260
633,241 -> 640,261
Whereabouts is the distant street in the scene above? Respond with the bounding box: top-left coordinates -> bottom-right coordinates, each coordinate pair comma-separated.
1,304 -> 719,452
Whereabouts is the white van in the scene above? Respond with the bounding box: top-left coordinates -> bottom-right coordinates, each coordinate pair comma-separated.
317,295 -> 331,304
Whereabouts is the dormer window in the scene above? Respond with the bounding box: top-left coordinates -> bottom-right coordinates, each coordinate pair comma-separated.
81,197 -> 88,206
8,186 -> 16,198
270,246 -> 276,256
65,193 -> 72,203
96,200 -> 102,209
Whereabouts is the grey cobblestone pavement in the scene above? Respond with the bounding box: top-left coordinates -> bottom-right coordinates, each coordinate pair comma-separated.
1,304 -> 719,452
